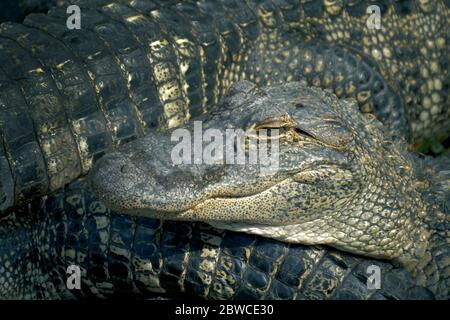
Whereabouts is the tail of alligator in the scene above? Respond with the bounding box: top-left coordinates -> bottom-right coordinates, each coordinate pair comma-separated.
0,179 -> 438,300
1,0 -> 449,213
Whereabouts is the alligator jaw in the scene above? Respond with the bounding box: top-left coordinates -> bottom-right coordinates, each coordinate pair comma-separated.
89,82 -> 431,266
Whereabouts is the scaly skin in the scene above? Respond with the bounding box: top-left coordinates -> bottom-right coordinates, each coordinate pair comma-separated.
1,0 -> 449,212
90,81 -> 450,299
0,0 -> 449,300
1,81 -> 449,299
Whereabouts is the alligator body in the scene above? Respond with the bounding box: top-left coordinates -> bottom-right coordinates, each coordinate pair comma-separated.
0,183 -> 438,300
1,0 -> 449,212
2,81 -> 450,300
89,80 -> 450,299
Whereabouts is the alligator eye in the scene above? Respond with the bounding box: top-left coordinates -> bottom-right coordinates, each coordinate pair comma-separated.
294,127 -> 316,139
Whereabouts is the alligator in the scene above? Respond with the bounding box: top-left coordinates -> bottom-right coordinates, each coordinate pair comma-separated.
0,1 -> 66,23
1,0 -> 449,213
2,81 -> 449,299
0,0 -> 449,299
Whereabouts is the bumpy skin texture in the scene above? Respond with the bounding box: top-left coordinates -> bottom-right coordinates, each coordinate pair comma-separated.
1,82 -> 449,300
0,0 -> 449,212
0,0 -> 62,23
0,0 -> 449,300
0,180 -> 437,300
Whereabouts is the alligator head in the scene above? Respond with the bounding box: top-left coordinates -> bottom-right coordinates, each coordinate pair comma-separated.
89,81 -> 430,269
